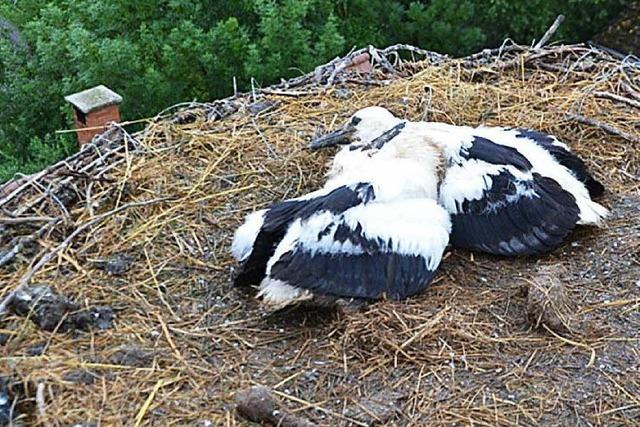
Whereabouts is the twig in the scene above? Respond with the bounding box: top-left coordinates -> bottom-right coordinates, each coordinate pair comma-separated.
251,117 -> 278,158
542,325 -> 596,368
26,178 -> 71,219
0,198 -> 169,315
368,45 -> 397,74
134,379 -> 170,427
565,112 -> 640,144
621,83 -> 640,101
461,44 -> 525,65
0,216 -> 56,224
55,117 -> 151,134
594,91 -> 640,109
36,382 -> 47,425
261,88 -> 319,97
533,15 -> 565,50
272,389 -> 368,427
325,55 -> 354,87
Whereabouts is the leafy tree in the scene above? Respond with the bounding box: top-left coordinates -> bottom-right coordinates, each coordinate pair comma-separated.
0,0 -> 633,183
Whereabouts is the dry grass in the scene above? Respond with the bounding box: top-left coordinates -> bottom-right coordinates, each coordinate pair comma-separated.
0,43 -> 639,426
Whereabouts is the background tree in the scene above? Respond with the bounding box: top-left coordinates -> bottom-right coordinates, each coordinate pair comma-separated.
0,0 -> 632,182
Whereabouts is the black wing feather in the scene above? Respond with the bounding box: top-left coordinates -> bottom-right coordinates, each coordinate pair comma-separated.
462,136 -> 532,171
267,201 -> 449,300
270,250 -> 435,300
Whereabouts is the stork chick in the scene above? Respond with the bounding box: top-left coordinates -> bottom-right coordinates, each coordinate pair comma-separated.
231,124 -> 451,308
310,106 -> 608,256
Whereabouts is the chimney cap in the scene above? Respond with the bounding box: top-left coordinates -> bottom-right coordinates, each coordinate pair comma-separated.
64,85 -> 122,114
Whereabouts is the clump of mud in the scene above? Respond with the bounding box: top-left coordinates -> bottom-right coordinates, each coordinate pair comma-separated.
8,285 -> 114,332
108,345 -> 158,367
235,385 -> 317,427
526,264 -> 579,335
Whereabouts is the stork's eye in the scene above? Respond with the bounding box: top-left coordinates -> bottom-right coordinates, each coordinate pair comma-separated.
350,117 -> 362,126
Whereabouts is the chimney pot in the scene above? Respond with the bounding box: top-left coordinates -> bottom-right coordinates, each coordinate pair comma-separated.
64,85 -> 122,146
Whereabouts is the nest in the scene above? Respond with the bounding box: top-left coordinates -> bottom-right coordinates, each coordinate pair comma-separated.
0,39 -> 639,426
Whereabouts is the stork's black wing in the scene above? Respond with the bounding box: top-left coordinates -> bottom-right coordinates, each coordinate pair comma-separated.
515,128 -> 605,198
264,199 -> 451,300
232,183 -> 375,287
440,163 -> 580,256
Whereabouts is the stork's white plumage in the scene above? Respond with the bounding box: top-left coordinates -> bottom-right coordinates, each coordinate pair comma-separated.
231,129 -> 451,308
310,106 -> 608,256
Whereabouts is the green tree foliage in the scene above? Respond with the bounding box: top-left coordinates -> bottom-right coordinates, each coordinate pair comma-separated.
0,0 -> 632,183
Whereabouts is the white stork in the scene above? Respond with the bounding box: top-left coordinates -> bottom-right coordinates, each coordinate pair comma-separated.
231,129 -> 451,308
309,107 -> 608,256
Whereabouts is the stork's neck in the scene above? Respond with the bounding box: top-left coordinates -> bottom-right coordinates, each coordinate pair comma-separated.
412,121 -> 474,164
378,123 -> 445,178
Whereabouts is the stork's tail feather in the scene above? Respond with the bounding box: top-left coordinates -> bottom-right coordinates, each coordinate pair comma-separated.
257,278 -> 313,309
577,199 -> 609,226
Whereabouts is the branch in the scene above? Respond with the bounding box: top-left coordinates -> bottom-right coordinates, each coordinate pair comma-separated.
594,91 -> 640,109
566,112 -> 640,144
382,43 -> 448,63
0,216 -> 57,224
534,15 -> 565,50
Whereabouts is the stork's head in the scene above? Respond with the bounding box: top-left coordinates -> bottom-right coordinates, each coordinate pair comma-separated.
309,107 -> 402,150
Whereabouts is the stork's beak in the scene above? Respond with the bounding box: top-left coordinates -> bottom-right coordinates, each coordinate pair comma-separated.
309,124 -> 357,149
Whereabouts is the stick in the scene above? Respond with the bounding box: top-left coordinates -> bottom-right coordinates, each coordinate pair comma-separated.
0,198 -> 169,315
261,88 -> 319,97
36,382 -> 47,425
325,56 -> 354,87
621,83 -> 640,101
565,112 -> 640,144
382,43 -> 448,63
55,117 -> 151,134
534,15 -> 565,50
594,91 -> 640,109
134,379 -> 170,427
0,216 -> 56,224
368,45 -> 397,74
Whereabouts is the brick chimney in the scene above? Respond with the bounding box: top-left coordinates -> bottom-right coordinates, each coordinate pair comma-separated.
64,85 -> 122,146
